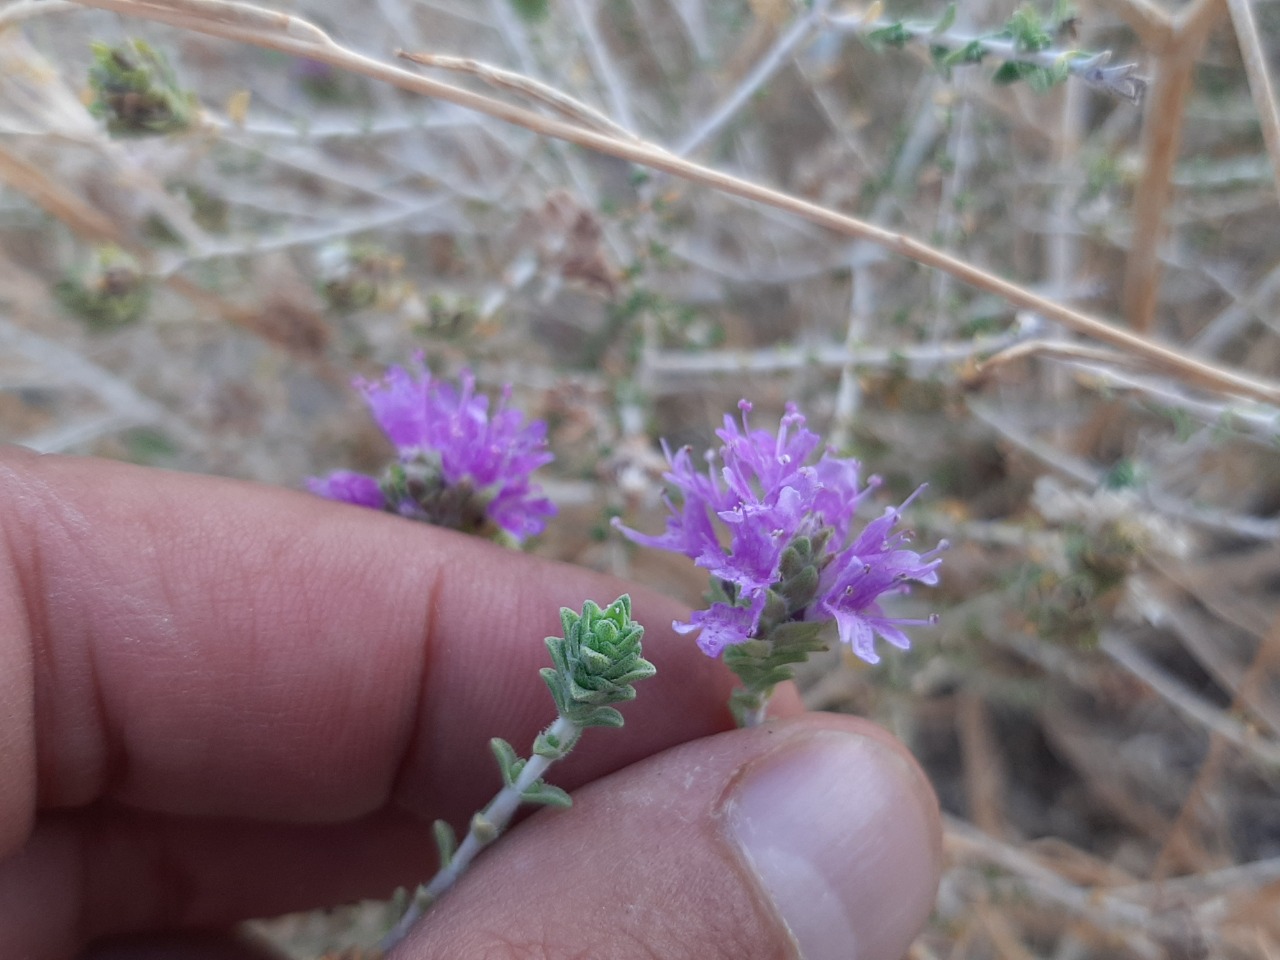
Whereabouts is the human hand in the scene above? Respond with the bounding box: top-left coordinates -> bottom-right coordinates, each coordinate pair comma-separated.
0,446 -> 941,960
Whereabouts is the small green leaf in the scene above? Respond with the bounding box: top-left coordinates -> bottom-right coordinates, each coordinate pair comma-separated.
866,22 -> 912,49
540,665 -> 570,717
609,661 -> 658,686
576,705 -> 625,728
532,727 -> 579,759
432,819 -> 456,868
932,3 -> 957,35
521,781 -> 573,808
942,41 -> 988,67
490,738 -> 522,787
992,61 -> 1029,85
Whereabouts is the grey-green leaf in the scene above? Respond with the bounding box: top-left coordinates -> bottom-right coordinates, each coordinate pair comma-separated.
933,3 -> 957,35
433,819 -> 457,868
521,781 -> 573,807
490,737 -> 521,787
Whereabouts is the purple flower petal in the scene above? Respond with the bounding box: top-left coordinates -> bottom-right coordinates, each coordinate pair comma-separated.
675,595 -> 764,657
307,471 -> 386,509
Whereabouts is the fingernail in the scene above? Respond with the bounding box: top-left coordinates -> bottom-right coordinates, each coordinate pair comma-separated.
726,731 -> 940,960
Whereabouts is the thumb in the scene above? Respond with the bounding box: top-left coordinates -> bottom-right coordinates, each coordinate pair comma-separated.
394,714 -> 942,960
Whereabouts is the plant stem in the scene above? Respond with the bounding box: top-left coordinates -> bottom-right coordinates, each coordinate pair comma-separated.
382,714 -> 581,948
730,684 -> 775,728
740,693 -> 771,728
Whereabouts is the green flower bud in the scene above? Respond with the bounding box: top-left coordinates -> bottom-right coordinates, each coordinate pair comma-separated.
87,39 -> 197,138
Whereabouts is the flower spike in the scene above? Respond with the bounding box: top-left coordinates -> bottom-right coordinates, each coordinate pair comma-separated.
616,401 -> 945,725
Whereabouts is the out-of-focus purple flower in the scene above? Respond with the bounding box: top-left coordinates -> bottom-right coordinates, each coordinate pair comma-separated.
615,400 -> 944,661
307,470 -> 386,509
310,359 -> 556,542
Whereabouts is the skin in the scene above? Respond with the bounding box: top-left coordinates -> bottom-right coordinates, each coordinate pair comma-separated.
0,446 -> 942,960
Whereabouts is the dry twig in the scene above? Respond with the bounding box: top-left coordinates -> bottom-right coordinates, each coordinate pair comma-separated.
395,50 -> 641,143
1121,0 -> 1224,333
55,0 -> 1280,407
1224,0 -> 1280,197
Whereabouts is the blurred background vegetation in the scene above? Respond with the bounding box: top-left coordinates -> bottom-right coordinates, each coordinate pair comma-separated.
1,0 -> 1279,956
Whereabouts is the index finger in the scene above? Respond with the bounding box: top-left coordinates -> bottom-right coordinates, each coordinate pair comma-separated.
0,446 -> 758,855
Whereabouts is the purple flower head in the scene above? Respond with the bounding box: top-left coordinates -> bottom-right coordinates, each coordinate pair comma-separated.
615,401 -> 945,661
310,357 -> 556,542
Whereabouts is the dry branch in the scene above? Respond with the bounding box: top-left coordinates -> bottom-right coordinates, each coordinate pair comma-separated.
1121,0 -> 1224,333
394,50 -> 640,143
1225,0 -> 1280,197
55,0 -> 1280,407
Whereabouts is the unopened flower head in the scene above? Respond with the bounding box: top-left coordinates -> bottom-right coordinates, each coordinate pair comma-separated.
310,358 -> 555,542
614,401 -> 945,662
